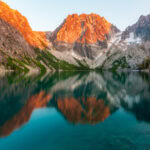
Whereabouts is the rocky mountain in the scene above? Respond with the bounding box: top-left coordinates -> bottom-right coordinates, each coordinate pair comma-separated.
0,1 -> 54,72
122,14 -> 150,42
49,14 -> 150,70
0,18 -> 34,60
0,1 -> 80,72
49,14 -> 120,63
0,1 -> 150,72
0,1 -> 49,50
102,15 -> 150,71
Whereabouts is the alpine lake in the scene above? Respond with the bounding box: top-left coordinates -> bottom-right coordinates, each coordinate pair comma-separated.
0,71 -> 150,150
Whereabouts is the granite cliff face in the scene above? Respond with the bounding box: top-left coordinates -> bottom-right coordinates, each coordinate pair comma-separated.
0,1 -> 49,50
50,14 -> 119,60
102,15 -> 150,70
49,13 -> 150,70
0,18 -> 34,62
122,14 -> 150,41
53,14 -> 111,44
0,1 -> 54,72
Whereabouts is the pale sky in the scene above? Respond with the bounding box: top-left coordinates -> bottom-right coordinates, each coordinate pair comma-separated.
2,0 -> 150,31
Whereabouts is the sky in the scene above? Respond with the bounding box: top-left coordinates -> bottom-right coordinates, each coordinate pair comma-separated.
2,0 -> 150,31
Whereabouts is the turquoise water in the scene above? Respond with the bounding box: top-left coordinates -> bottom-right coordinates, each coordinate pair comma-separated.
0,71 -> 150,150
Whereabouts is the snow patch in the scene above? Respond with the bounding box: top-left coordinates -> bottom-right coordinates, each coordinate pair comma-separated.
125,33 -> 141,45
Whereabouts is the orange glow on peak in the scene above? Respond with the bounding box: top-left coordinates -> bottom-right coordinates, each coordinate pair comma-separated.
0,1 -> 49,49
56,13 -> 111,44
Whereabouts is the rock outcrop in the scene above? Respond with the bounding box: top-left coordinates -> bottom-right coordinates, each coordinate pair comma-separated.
102,14 -> 150,70
122,14 -> 150,41
0,18 -> 34,59
50,14 -> 119,60
0,1 -> 49,50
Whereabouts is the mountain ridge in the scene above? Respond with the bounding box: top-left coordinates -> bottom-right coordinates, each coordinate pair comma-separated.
52,13 -> 111,44
122,14 -> 150,42
0,1 -> 50,49
0,1 -> 150,72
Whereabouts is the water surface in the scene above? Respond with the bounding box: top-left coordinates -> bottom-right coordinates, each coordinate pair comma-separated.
0,71 -> 150,150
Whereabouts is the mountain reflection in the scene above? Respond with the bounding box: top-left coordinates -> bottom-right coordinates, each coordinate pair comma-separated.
0,91 -> 51,137
57,97 -> 110,124
0,71 -> 150,137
